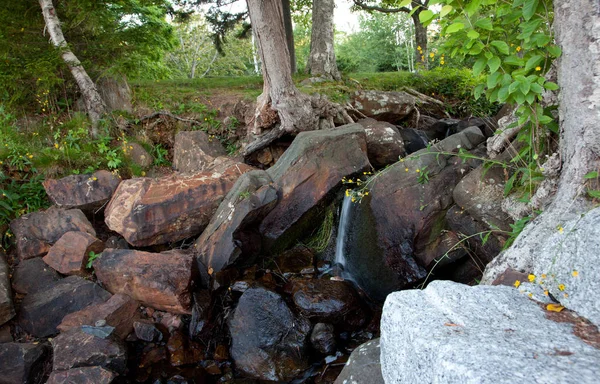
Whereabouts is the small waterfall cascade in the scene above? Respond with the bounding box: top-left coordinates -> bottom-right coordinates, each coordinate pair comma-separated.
334,194 -> 354,274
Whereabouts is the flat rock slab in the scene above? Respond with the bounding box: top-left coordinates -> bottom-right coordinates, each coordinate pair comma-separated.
0,342 -> 50,384
46,366 -> 117,384
43,231 -> 104,276
94,249 -> 196,314
0,252 -> 15,325
17,276 -> 111,338
351,90 -> 415,124
334,339 -> 383,384
10,207 -> 96,260
43,170 -> 121,212
104,161 -> 252,247
381,280 -> 600,384
11,257 -> 62,295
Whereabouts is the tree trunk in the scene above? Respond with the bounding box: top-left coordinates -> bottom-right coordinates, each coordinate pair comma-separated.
281,0 -> 297,74
306,0 -> 341,80
482,0 -> 600,282
39,0 -> 106,137
246,0 -> 318,139
411,10 -> 428,70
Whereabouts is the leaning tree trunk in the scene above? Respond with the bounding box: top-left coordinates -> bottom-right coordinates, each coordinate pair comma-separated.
481,0 -> 600,282
281,0 -> 297,74
39,0 -> 106,137
306,0 -> 341,80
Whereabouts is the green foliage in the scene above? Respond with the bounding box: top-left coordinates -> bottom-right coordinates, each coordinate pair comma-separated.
305,207 -> 335,253
86,251 -> 100,269
152,144 -> 171,167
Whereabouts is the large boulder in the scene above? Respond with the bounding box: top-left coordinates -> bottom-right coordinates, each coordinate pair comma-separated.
11,257 -> 62,295
46,366 -> 118,384
351,90 -> 415,123
229,287 -> 311,381
17,276 -> 111,337
334,339 -> 384,384
10,208 -> 96,260
381,281 -> 600,384
42,170 -> 121,212
104,161 -> 253,247
94,249 -> 197,315
173,131 -> 228,174
356,118 -> 406,168
0,252 -> 15,326
42,231 -> 104,276
195,170 -> 279,274
0,342 -> 50,384
260,124 -> 372,252
342,128 -> 486,301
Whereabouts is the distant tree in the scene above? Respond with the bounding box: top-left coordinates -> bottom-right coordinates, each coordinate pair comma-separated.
306,0 -> 340,80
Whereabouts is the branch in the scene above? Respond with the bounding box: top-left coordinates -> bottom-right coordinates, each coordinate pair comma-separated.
352,0 -> 410,14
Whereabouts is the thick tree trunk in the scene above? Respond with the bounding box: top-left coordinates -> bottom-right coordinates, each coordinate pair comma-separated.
411,11 -> 428,69
281,0 -> 297,74
482,0 -> 600,282
246,0 -> 318,139
306,0 -> 340,80
39,0 -> 106,137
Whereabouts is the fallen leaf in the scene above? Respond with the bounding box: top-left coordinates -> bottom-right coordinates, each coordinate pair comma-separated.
444,323 -> 462,327
546,303 -> 565,312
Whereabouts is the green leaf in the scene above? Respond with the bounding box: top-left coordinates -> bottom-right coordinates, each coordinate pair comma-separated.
544,81 -> 559,91
538,115 -> 553,124
525,92 -> 535,104
465,0 -> 483,16
487,72 -> 502,88
440,5 -> 453,17
474,83 -> 485,100
525,55 -> 544,71
467,30 -> 480,39
523,0 -> 539,21
475,18 -> 494,30
548,45 -> 562,58
588,190 -> 600,199
473,57 -> 487,76
399,0 -> 412,6
585,171 -> 599,179
488,56 -> 501,73
520,80 -> 531,95
505,173 -> 518,196
498,85 -> 510,102
490,41 -> 510,55
509,81 -> 521,94
530,83 -> 544,93
419,10 -> 435,24
504,56 -> 524,66
446,22 -> 465,34
514,92 -> 526,105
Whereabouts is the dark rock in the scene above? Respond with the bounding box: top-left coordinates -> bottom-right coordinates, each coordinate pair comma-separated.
415,115 -> 438,134
104,236 -> 129,250
0,252 -> 15,326
310,323 -> 336,355
0,342 -> 49,384
397,128 -> 429,154
491,268 -> 530,287
455,117 -> 497,137
195,170 -> 279,274
133,320 -> 163,342
229,287 -> 310,382
51,326 -> 127,375
58,293 -> 139,340
46,366 -> 118,384
94,249 -> 197,315
424,118 -> 460,141
166,330 -> 204,366
274,246 -> 315,275
292,279 -> 366,330
43,231 -> 104,276
0,324 -> 12,343
104,161 -> 253,247
334,339 -> 383,384
11,257 -> 62,295
189,290 -> 211,339
416,229 -> 466,270
10,207 -> 96,260
356,118 -> 406,168
42,170 -> 121,212
351,90 -> 415,123
260,125 -> 372,252
126,143 -> 153,168
173,131 -> 228,174
17,276 -> 111,337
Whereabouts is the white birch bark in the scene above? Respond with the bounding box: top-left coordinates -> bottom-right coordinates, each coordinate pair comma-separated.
307,0 -> 340,80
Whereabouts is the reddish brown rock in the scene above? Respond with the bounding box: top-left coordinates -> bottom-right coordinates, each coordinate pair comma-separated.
173,130 -> 228,174
356,118 -> 406,168
104,161 -> 253,247
260,125 -> 372,252
351,90 -> 415,124
167,330 -> 204,366
43,231 -> 104,276
10,207 -> 96,260
94,249 -> 197,314
0,342 -> 50,384
11,257 -> 62,295
58,294 -> 139,340
46,366 -> 118,384
43,170 -> 121,212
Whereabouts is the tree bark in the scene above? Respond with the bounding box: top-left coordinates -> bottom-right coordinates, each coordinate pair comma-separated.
481,0 -> 600,282
307,0 -> 341,80
39,0 -> 106,137
411,9 -> 428,69
281,0 -> 297,74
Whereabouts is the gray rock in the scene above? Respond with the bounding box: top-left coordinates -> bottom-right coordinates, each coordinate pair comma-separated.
334,339 -> 383,384
46,366 -> 118,384
173,130 -> 227,174
381,280 -> 600,384
0,342 -> 50,384
351,90 -> 415,124
126,143 -> 153,168
0,252 -> 15,326
356,118 -> 406,168
12,257 -> 62,295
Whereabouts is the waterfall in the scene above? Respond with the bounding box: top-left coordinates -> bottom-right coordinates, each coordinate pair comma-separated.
334,194 -> 353,273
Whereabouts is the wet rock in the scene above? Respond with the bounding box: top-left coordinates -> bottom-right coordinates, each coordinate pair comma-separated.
0,324 -> 12,343
42,170 -> 121,212
0,252 -> 15,326
46,366 -> 118,384
167,330 -> 204,366
0,342 -> 49,384
134,320 -> 163,342
397,128 -> 430,154
229,287 -> 310,381
292,279 -> 366,330
381,281 -> 600,384
260,125 -> 372,252
310,323 -> 336,355
189,290 -> 211,339
274,246 -> 315,275
344,128 -> 486,300
58,293 -> 139,340
173,130 -> 227,174
126,142 -> 153,168
10,207 -> 96,260
94,249 -> 197,315
416,229 -> 466,270
105,161 -> 253,247
334,339 -> 383,384
11,257 -> 62,295
42,231 -> 104,276
51,326 -> 127,375
195,170 -> 279,274
17,276 -> 111,337
356,118 -> 406,168
351,90 -> 415,124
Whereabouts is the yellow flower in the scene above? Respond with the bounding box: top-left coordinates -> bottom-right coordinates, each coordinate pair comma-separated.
28,155 -> 33,159
416,169 -> 421,173
528,274 -> 535,283
572,270 -> 579,277
54,143 -> 59,149
429,52 -> 435,58
514,280 -> 521,288
535,66 -> 541,71
141,171 -> 146,176
557,226 -> 564,234
541,274 -> 547,279
417,46 -> 422,51
558,284 -> 566,291
544,290 -> 549,296
405,168 -> 409,172
528,293 -> 533,298
351,197 -> 356,203
516,46 -> 522,52
364,191 -> 369,196
92,177 -> 98,181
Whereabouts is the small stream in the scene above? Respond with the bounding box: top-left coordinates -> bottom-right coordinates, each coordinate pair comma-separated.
334,194 -> 353,276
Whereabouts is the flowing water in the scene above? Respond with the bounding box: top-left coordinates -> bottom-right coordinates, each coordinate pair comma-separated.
334,194 -> 354,276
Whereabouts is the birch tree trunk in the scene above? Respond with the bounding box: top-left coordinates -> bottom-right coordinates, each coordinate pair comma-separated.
306,0 -> 340,80
39,0 -> 106,136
